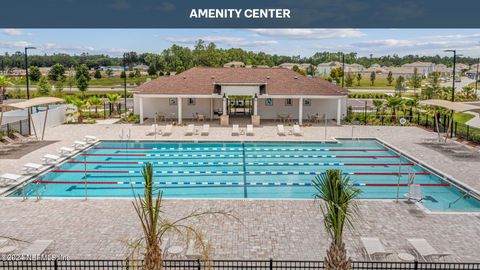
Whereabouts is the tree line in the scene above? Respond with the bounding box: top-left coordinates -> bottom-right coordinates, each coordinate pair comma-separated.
1,40 -> 479,74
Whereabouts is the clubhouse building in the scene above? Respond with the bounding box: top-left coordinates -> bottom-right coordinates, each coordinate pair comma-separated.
133,67 -> 348,125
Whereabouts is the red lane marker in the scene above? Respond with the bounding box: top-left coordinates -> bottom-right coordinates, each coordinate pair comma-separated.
336,155 -> 400,158
94,147 -> 154,150
344,163 -> 414,166
68,161 -> 138,165
330,149 -> 387,152
81,153 -> 146,156
353,172 -> 429,175
34,180 -> 118,185
364,183 -> 450,187
51,170 -> 129,173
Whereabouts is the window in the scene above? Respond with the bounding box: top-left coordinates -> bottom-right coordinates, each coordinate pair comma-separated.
285,98 -> 293,106
188,98 -> 196,105
303,99 -> 311,106
168,98 -> 177,106
265,98 -> 273,106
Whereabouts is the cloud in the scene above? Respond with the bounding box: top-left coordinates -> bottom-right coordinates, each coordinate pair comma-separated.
166,36 -> 278,47
249,29 -> 365,39
1,29 -> 31,36
156,1 -> 175,12
0,40 -> 32,49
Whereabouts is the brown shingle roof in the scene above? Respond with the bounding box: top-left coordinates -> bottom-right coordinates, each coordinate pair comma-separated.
135,67 -> 347,96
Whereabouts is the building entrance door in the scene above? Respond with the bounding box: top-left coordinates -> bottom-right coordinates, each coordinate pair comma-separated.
227,96 -> 253,116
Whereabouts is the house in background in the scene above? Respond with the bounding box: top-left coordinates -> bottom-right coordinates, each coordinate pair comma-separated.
133,67 -> 348,126
223,61 -> 246,68
401,62 -> 435,77
316,61 -> 343,76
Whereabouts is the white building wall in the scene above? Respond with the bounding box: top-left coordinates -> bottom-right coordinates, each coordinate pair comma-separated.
136,96 -> 218,120
257,98 -> 301,119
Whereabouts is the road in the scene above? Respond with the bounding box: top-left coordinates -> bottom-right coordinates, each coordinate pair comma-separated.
6,86 -> 135,92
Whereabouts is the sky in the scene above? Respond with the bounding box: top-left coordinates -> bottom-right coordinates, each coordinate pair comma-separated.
1,28 -> 480,58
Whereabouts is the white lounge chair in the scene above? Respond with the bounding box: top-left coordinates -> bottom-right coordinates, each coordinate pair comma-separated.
58,147 -> 75,156
185,124 -> 195,136
232,125 -> 240,136
404,183 -> 423,202
246,125 -> 254,136
84,135 -> 97,143
277,125 -> 286,136
146,124 -> 160,136
18,240 -> 53,256
293,125 -> 303,136
163,124 -> 173,136
2,137 -> 23,147
72,141 -> 88,149
408,238 -> 450,261
185,239 -> 202,259
360,237 -> 392,261
21,163 -> 43,175
0,173 -> 22,186
41,154 -> 61,165
13,133 -> 36,143
201,124 -> 209,136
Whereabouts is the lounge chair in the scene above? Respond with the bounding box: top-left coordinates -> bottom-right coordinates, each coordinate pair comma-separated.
407,238 -> 450,261
58,147 -> 75,156
41,154 -> 61,165
232,125 -> 240,136
84,135 -> 97,144
185,239 -> 202,259
277,125 -> 286,136
451,149 -> 477,157
0,142 -> 15,153
21,163 -> 43,175
201,124 -> 209,136
72,140 -> 88,149
18,240 -> 54,257
246,125 -> 254,136
0,173 -> 22,186
2,136 -> 23,147
360,237 -> 392,261
163,124 -> 173,136
13,133 -> 36,143
293,125 -> 303,136
404,183 -> 423,202
146,124 -> 160,136
185,124 -> 195,136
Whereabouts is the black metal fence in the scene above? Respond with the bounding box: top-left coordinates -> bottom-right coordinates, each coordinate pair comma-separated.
0,119 -> 29,136
1,260 -> 480,270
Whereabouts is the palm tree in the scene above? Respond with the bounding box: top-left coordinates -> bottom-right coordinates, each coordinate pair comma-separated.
372,99 -> 384,115
385,97 -> 403,123
404,98 -> 419,120
313,170 -> 361,270
0,75 -> 13,102
65,96 -> 87,123
87,96 -> 103,116
107,94 -> 120,115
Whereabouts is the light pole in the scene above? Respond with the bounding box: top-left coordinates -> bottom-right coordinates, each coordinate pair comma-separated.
25,46 -> 36,135
123,53 -> 128,114
341,53 -> 345,88
475,58 -> 479,98
444,50 -> 457,102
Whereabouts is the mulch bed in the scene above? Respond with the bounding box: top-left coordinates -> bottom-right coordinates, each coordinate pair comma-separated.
0,141 -> 58,159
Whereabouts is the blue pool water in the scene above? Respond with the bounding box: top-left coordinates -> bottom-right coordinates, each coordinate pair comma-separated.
10,139 -> 480,212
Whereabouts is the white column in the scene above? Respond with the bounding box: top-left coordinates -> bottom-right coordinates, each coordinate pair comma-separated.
177,97 -> 183,124
298,97 -> 303,125
139,96 -> 144,124
222,97 -> 227,115
253,97 -> 258,116
336,98 -> 342,126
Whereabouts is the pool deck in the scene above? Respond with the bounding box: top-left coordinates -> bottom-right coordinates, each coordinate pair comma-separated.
0,123 -> 479,261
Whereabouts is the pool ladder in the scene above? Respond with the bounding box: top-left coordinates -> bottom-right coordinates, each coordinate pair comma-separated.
448,190 -> 473,208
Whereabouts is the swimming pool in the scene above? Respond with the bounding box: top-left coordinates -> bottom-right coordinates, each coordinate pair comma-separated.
10,139 -> 480,212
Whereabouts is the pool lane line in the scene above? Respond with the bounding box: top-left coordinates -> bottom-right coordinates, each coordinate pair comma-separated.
81,153 -> 401,159
33,179 -> 450,187
93,147 -> 388,152
50,170 -> 430,175
67,161 -> 415,166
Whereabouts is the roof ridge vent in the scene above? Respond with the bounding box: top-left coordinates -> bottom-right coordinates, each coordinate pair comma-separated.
183,76 -> 186,79
266,75 -> 270,79
211,76 -> 215,79
294,76 -> 298,79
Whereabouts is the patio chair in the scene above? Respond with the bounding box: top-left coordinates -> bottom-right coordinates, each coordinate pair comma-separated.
201,124 -> 210,136
407,238 -> 450,262
84,135 -> 97,144
163,124 -> 173,136
58,147 -> 75,156
246,125 -> 254,136
404,183 -> 423,202
17,240 -> 54,256
21,163 -> 43,175
185,124 -> 195,136
360,237 -> 392,261
13,133 -> 36,143
0,173 -> 22,186
192,113 -> 198,121
41,154 -> 61,165
293,125 -> 303,136
277,125 -> 286,136
185,239 -> 202,259
232,125 -> 240,136
2,136 -> 23,147
146,124 -> 160,136
72,140 -> 88,149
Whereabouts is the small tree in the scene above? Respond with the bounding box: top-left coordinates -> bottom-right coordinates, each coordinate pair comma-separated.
356,73 -> 362,86
134,69 -> 141,78
370,71 -> 376,86
106,69 -> 114,77
313,170 -> 360,270
94,69 -> 102,79
48,63 -> 66,81
409,67 -> 422,95
0,75 -> 13,99
75,64 -> 91,96
345,72 -> 353,87
395,76 -> 405,96
29,66 -> 42,82
37,76 -> 51,96
129,71 -> 135,78
387,71 -> 393,86
120,71 -> 126,79
148,64 -> 157,76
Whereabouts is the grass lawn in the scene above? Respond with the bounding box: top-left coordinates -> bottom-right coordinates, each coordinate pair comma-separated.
347,78 -> 395,89
454,112 -> 475,124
